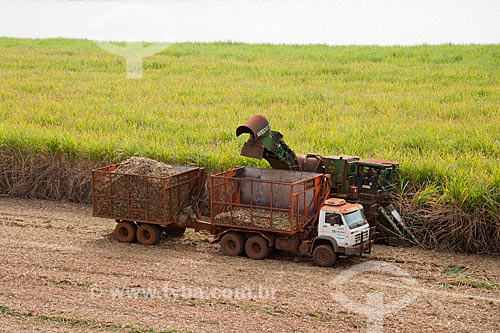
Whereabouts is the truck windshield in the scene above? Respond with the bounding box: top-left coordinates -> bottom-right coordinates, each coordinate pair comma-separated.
343,210 -> 367,229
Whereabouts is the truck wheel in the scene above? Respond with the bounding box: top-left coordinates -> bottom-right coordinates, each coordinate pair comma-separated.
313,245 -> 337,267
114,221 -> 137,243
220,232 -> 245,256
137,224 -> 162,245
245,235 -> 272,260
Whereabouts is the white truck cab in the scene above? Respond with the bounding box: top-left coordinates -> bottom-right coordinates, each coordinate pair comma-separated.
312,198 -> 372,266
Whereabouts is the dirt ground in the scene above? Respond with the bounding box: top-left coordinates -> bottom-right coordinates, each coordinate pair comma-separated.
0,197 -> 498,333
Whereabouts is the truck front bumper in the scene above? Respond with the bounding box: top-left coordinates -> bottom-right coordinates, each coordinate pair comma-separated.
345,240 -> 373,256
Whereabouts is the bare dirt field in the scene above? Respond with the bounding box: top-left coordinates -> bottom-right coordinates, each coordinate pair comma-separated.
0,197 -> 499,333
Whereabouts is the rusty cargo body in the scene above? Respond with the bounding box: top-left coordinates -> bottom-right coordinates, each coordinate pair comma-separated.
208,167 -> 333,259
210,167 -> 329,236
92,163 -> 206,244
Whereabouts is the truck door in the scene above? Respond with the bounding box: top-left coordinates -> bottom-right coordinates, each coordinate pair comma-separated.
323,212 -> 346,244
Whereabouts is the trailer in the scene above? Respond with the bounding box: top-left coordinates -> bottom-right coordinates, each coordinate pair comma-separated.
92,162 -> 206,245
92,163 -> 373,267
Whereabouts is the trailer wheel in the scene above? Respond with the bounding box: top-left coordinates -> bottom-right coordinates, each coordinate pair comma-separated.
137,224 -> 162,245
313,244 -> 337,267
245,235 -> 272,260
114,221 -> 137,243
220,232 -> 245,256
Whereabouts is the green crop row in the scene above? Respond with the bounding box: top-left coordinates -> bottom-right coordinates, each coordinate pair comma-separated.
0,38 -> 499,215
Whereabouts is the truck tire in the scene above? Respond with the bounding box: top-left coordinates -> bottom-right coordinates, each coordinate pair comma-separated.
114,221 -> 137,243
245,235 -> 272,260
313,244 -> 337,267
136,224 -> 162,245
220,232 -> 245,256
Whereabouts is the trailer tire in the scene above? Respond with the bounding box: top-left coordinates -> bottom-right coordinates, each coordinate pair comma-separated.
245,235 -> 272,260
313,244 -> 337,267
220,232 -> 245,256
137,224 -> 162,245
114,221 -> 137,243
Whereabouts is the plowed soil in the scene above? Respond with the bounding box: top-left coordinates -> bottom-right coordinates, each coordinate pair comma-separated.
0,197 -> 498,333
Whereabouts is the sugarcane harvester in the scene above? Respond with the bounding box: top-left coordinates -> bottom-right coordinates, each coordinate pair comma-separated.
236,114 -> 411,243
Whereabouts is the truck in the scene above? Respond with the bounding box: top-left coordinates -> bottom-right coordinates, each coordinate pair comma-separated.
236,114 -> 413,244
92,163 -> 373,267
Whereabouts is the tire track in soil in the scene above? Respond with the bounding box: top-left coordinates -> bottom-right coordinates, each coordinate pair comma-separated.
0,197 -> 499,332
